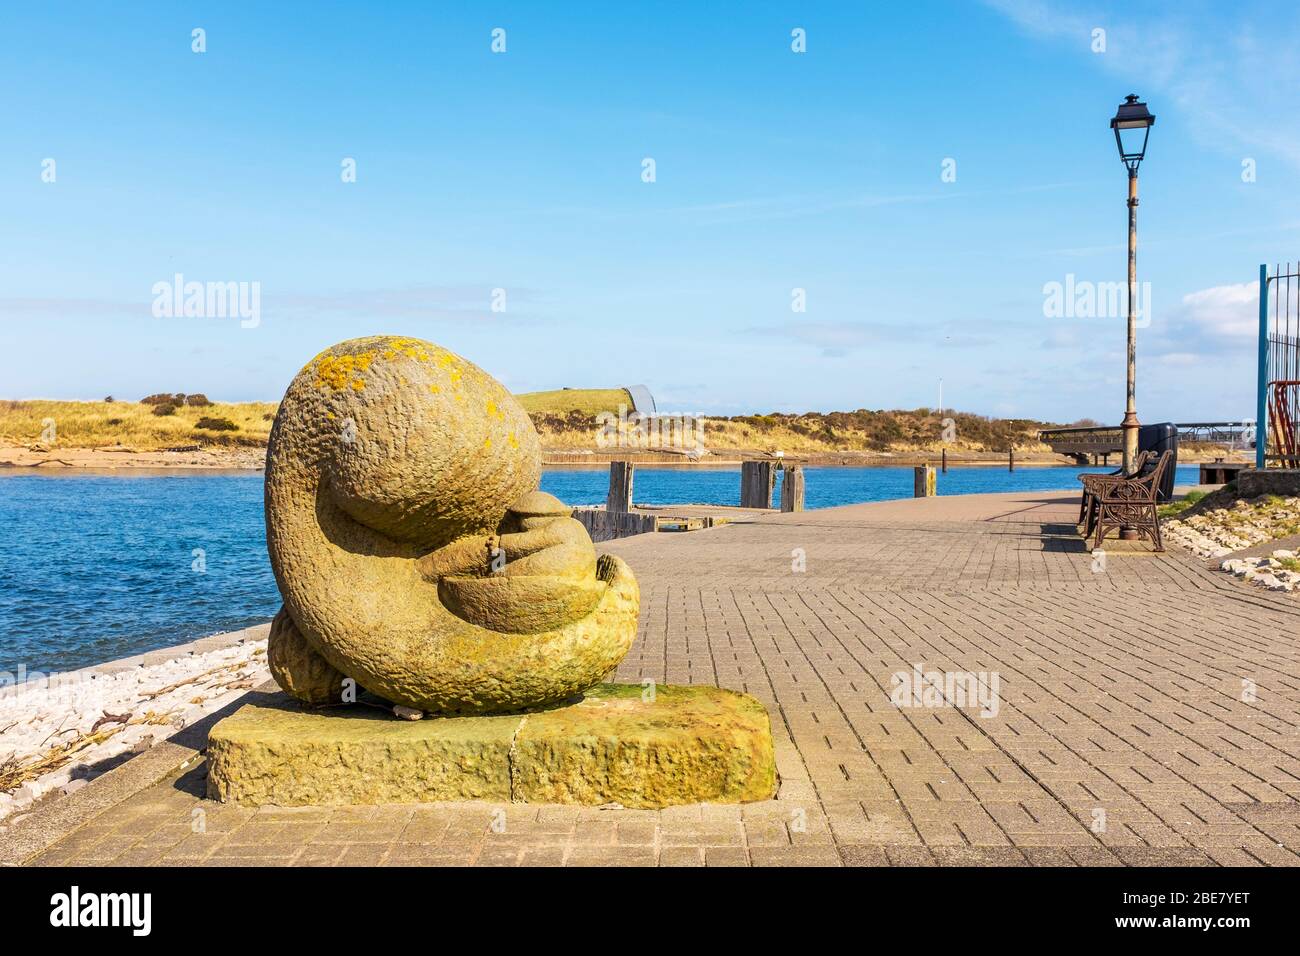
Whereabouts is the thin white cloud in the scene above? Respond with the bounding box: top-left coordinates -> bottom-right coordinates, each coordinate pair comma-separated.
984,0 -> 1300,168
1171,282 -> 1258,339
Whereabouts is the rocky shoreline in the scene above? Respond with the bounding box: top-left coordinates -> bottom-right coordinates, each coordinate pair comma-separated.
0,632 -> 269,827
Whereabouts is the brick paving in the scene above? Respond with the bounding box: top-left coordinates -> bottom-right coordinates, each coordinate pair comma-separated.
21,490 -> 1300,866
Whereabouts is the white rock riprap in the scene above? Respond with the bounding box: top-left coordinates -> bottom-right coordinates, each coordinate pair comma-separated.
1162,522 -> 1237,559
0,639 -> 269,825
1220,551 -> 1300,592
1164,495 -> 1300,559
1164,494 -> 1300,594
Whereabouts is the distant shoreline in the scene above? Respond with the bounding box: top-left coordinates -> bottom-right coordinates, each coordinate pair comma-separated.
0,442 -> 1249,473
0,443 -> 266,471
2,399 -> 1252,473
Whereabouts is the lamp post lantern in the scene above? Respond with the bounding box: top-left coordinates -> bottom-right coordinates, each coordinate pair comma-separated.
1110,94 -> 1155,481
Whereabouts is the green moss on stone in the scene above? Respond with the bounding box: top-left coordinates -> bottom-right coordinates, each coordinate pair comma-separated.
207,684 -> 777,809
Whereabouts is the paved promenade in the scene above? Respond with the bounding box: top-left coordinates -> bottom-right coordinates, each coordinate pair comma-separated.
11,491 -> 1300,866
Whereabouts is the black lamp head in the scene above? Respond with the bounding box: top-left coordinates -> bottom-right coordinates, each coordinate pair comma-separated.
1111,94 -> 1155,170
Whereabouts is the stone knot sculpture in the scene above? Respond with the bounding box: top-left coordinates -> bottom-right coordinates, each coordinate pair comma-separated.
210,335 -> 775,809
264,335 -> 639,714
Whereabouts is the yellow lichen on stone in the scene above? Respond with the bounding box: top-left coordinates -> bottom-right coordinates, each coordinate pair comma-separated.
265,334 -> 640,715
314,352 -> 374,391
380,336 -> 434,363
246,333 -> 778,808
208,693 -> 517,806
513,683 -> 778,808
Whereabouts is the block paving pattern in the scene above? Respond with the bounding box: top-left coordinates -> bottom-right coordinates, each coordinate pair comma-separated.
25,492 -> 1300,866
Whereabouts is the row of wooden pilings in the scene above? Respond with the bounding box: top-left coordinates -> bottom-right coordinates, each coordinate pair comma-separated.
915,448 -> 1018,497
604,459 -> 806,513
607,451 -> 1022,508
934,447 -> 1018,474
739,459 -> 805,511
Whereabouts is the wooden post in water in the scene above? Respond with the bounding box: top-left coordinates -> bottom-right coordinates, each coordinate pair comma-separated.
941,449 -> 947,474
740,460 -> 776,508
607,461 -> 634,513
1008,446 -> 1015,472
914,465 -> 936,497
780,464 -> 805,512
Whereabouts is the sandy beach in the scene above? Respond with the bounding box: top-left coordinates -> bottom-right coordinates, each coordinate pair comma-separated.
0,443 -> 267,470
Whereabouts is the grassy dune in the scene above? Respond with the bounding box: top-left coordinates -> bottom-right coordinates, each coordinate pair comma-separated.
0,399 -> 276,450
533,407 -> 1055,455
705,410 -> 1049,454
515,388 -> 633,417
10,397 -> 1217,460
1,397 -> 1052,455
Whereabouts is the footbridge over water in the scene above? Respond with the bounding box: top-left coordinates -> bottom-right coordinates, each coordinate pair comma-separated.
1037,422 -> 1255,465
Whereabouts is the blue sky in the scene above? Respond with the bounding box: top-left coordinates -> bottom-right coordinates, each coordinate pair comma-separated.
2,0 -> 1298,424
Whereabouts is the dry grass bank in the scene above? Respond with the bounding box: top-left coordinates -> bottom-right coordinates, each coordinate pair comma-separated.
515,388 -> 632,416
532,407 -> 1055,455
4,398 -> 1238,464
0,399 -> 275,451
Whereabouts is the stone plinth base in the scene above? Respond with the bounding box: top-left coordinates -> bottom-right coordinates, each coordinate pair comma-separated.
206,684 -> 776,809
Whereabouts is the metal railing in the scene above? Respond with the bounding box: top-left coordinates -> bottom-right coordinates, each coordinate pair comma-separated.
1258,263 -> 1300,468
1038,422 -> 1251,451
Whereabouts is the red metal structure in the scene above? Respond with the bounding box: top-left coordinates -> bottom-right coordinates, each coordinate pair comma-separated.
1259,264 -> 1300,468
1269,379 -> 1300,468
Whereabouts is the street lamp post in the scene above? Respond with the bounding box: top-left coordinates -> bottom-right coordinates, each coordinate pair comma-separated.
1110,94 -> 1155,482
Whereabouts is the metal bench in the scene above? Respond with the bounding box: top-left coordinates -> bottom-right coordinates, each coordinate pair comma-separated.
1077,450 -> 1150,529
1079,449 -> 1173,552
